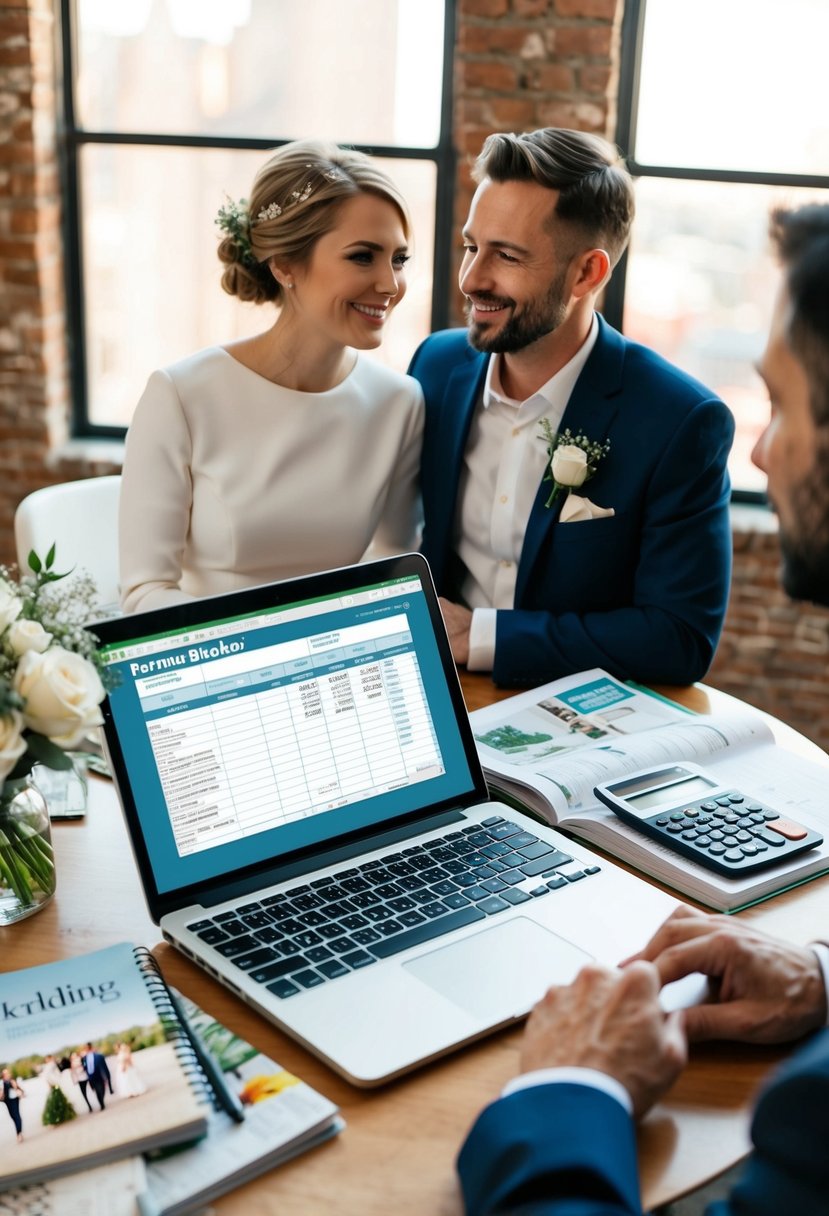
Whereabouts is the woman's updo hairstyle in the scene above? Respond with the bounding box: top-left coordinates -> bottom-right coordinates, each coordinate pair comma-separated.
217,139 -> 410,305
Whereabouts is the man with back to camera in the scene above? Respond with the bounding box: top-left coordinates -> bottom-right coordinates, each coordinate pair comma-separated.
408,127 -> 735,688
456,204 -> 829,1216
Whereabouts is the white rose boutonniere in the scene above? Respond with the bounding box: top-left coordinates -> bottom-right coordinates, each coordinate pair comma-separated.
538,420 -> 611,509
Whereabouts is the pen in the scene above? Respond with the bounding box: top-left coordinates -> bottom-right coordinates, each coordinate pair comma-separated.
169,988 -> 246,1124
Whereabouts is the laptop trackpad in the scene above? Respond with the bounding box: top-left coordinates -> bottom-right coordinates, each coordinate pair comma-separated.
404,917 -> 592,1022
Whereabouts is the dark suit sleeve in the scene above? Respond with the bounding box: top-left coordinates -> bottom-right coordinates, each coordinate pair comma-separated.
457,1084 -> 643,1216
706,1030 -> 829,1216
493,395 -> 734,687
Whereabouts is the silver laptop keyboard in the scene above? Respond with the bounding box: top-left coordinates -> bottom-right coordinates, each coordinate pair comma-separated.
186,816 -> 601,1000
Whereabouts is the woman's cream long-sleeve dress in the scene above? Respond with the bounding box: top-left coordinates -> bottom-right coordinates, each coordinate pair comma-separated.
119,348 -> 424,613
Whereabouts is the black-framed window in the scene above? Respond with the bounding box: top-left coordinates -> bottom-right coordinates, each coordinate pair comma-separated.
606,0 -> 829,499
58,0 -> 455,438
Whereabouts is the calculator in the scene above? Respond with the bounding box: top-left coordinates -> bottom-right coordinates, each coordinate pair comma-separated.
593,762 -> 823,877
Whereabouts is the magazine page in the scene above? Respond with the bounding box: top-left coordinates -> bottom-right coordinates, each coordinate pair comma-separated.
476,682 -> 772,822
472,670 -> 692,776
142,994 -> 341,1216
0,944 -> 205,1191
705,740 -> 829,834
551,714 -> 775,818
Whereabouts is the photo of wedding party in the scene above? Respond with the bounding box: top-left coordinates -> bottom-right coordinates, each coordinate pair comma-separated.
0,1029 -> 181,1168
0,945 -> 206,1190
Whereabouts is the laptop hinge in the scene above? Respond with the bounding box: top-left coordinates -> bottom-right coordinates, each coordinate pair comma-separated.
197,807 -> 468,909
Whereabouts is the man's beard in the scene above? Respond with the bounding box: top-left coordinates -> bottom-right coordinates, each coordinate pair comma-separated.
778,442 -> 829,607
465,267 -> 568,354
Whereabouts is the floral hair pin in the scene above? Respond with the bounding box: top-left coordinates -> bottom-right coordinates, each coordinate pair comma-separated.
538,420 -> 610,509
255,166 -> 345,224
216,166 -> 348,263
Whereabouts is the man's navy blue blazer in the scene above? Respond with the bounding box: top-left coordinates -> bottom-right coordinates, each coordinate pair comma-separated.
456,1029 -> 829,1216
408,316 -> 735,687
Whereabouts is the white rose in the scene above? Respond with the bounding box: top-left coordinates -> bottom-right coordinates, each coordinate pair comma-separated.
0,581 -> 23,632
8,618 -> 52,656
0,709 -> 27,785
14,646 -> 105,749
551,444 -> 589,488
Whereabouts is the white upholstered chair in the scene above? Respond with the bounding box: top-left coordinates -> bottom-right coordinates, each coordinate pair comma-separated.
14,475 -> 122,613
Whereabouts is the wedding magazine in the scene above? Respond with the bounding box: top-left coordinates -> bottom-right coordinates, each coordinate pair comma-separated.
471,669 -> 829,912
0,943 -> 207,1191
1,992 -> 342,1216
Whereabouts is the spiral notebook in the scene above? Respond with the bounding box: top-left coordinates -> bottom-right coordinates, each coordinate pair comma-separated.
0,943 -> 208,1191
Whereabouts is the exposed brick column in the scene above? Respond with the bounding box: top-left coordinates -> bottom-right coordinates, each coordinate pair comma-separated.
451,0 -> 622,319
0,0 -> 67,562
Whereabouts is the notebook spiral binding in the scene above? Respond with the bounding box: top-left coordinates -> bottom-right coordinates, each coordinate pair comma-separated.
132,946 -> 215,1108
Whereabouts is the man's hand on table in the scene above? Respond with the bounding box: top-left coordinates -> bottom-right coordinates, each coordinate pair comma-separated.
627,904 -> 827,1044
438,598 -> 472,666
520,961 -> 687,1118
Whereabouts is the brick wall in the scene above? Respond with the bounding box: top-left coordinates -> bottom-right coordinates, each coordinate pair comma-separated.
0,0 -> 827,750
452,0 -> 620,317
0,0 -> 117,573
711,522 -> 829,753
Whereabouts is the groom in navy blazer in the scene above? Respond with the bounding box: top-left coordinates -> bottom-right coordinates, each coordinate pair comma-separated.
456,204 -> 829,1215
409,128 -> 734,687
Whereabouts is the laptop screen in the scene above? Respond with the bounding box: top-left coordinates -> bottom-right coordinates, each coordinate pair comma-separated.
96,557 -> 483,902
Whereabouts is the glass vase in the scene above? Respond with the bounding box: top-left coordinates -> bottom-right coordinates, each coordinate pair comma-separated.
0,776 -> 55,924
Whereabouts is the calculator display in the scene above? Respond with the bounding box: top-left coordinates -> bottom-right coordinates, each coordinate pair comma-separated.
626,775 -> 717,814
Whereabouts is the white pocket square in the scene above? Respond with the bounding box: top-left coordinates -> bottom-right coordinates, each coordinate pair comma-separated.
559,494 -> 615,523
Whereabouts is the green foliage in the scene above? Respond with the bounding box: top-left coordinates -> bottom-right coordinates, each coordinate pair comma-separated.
42,1083 -> 77,1126
23,732 -> 74,771
27,543 -> 67,584
215,196 -> 256,267
1,1023 -> 164,1079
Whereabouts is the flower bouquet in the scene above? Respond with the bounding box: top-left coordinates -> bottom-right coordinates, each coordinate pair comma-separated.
0,546 -> 112,922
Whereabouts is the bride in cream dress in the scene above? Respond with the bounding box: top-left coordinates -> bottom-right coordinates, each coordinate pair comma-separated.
115,1042 -> 146,1098
119,139 -> 423,614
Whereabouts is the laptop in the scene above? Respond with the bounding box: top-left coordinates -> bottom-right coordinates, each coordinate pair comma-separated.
93,553 -> 689,1087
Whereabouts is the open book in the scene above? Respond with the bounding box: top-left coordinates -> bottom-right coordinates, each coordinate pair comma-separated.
0,943 -> 207,1191
472,669 -> 829,912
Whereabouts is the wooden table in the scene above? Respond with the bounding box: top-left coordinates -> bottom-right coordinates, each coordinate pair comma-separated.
3,674 -> 828,1214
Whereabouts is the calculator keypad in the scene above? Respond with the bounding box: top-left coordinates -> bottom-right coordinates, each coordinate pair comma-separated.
645,791 -> 821,875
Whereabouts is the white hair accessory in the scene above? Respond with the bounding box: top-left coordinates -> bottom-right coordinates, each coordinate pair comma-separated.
254,166 -> 345,224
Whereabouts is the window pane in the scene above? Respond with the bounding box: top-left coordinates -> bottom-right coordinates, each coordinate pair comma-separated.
76,0 -> 445,148
80,144 -> 435,427
635,0 -> 829,177
621,177 -> 829,492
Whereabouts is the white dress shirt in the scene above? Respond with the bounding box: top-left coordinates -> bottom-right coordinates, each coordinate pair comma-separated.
454,315 -> 600,671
